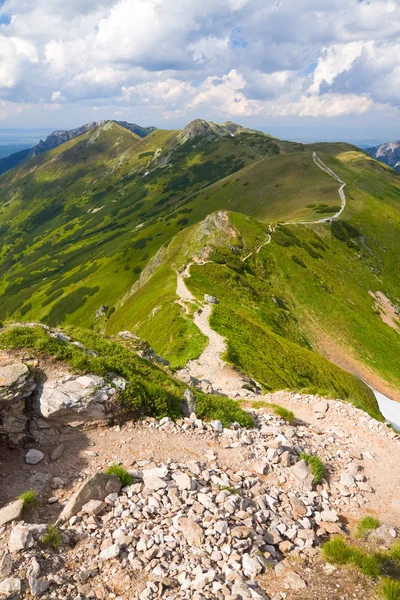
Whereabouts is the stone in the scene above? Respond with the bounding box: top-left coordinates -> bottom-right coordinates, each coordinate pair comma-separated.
320,509 -> 339,523
253,460 -> 269,475
204,294 -> 219,304
0,577 -> 21,596
242,553 -> 263,578
178,517 -> 204,546
284,571 -> 307,591
38,375 -> 110,422
56,472 -> 121,524
315,400 -> 328,413
210,420 -> 223,433
0,551 -> 12,578
340,473 -> 356,487
100,543 -> 120,560
289,496 -> 308,517
142,468 -> 168,491
0,363 -> 35,402
172,472 -> 192,490
50,444 -> 65,461
181,388 -> 196,417
25,449 -> 44,465
8,525 -> 34,553
81,499 -> 106,515
0,499 -> 23,527
290,460 -> 314,491
29,577 -> 50,597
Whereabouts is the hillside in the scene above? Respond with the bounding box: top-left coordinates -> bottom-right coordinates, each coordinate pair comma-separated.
365,140 -> 400,172
0,120 -> 156,176
0,119 -> 399,415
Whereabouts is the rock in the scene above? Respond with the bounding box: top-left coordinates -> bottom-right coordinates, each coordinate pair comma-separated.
290,460 -> 314,491
81,500 -> 106,515
0,363 -> 35,402
8,525 -> 34,553
38,375 -> 110,423
181,388 -> 196,417
210,420 -> 223,433
0,499 -> 23,527
0,551 -> 12,578
315,400 -> 328,413
320,509 -> 339,523
56,472 -> 121,524
340,473 -> 356,487
204,294 -> 219,304
0,577 -> 21,596
99,543 -> 120,560
284,571 -> 307,591
29,577 -> 50,597
142,468 -> 168,491
242,553 -> 263,578
369,524 -> 398,543
50,443 -> 65,461
178,517 -> 204,546
172,472 -> 192,491
253,460 -> 269,475
95,305 -> 108,319
25,449 -> 44,465
289,496 -> 308,517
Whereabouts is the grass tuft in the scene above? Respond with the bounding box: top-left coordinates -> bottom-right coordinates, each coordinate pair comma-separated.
251,400 -> 295,424
196,394 -> 254,428
300,451 -> 327,484
356,516 -> 381,538
18,489 -> 39,511
322,537 -> 379,577
41,525 -> 61,549
105,465 -> 133,488
378,579 -> 400,600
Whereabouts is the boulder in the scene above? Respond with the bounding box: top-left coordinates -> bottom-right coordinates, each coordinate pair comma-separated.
29,577 -> 50,598
0,499 -> 23,527
284,571 -> 307,591
181,388 -> 196,417
38,375 -> 111,423
0,363 -> 35,402
56,472 -> 121,524
0,551 -> 12,578
204,294 -> 219,304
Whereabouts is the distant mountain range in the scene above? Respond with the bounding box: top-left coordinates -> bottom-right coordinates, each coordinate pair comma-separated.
365,140 -> 400,172
0,120 -> 156,176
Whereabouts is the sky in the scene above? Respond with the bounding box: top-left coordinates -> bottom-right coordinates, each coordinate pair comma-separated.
0,0 -> 399,142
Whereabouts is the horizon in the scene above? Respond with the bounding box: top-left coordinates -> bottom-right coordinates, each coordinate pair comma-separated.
0,1 -> 399,141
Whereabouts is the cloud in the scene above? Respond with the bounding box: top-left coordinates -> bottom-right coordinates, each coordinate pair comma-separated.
0,0 -> 398,125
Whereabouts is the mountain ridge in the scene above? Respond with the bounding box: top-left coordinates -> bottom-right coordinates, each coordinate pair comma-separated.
365,139 -> 400,172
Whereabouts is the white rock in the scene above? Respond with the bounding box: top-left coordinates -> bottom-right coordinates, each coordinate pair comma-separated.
25,449 -> 44,465
0,577 -> 21,596
99,543 -> 120,560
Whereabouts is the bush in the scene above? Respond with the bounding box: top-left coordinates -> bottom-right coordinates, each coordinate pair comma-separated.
106,465 -> 133,488
356,516 -> 381,538
18,489 -> 39,510
41,525 -> 61,549
291,255 -> 307,268
300,452 -> 327,483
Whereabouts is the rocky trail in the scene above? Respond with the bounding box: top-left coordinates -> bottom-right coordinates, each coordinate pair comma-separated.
311,152 -> 347,223
0,326 -> 400,599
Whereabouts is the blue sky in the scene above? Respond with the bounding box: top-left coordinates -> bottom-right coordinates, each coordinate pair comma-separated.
0,0 -> 399,142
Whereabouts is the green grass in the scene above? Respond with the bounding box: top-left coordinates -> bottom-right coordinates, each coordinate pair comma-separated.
355,516 -> 381,538
41,525 -> 61,549
18,489 -> 39,510
251,400 -> 295,424
196,394 -> 254,428
379,579 -> 400,600
300,452 -> 327,484
105,465 -> 133,488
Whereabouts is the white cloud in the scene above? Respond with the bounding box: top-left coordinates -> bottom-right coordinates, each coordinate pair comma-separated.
0,0 -> 398,125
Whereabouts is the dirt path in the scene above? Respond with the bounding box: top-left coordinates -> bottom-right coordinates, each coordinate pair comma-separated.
311,152 -> 347,222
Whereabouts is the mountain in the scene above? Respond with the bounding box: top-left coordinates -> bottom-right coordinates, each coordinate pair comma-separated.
0,120 -> 156,176
0,118 -> 399,418
365,140 -> 400,172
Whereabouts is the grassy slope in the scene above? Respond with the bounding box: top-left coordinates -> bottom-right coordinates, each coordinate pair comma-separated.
0,122 -> 310,327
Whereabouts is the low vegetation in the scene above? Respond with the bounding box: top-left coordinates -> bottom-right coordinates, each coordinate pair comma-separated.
18,490 -> 39,511
300,452 -> 327,484
106,465 -> 133,488
251,400 -> 296,424
41,525 -> 61,549
355,516 -> 381,538
322,520 -> 400,599
196,394 -> 254,428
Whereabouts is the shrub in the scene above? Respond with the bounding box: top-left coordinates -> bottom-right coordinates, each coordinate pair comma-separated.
356,516 -> 381,538
300,452 -> 327,483
322,537 -> 353,565
106,465 -> 133,488
41,525 -> 61,549
291,255 -> 307,268
18,489 -> 39,510
379,579 -> 400,600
